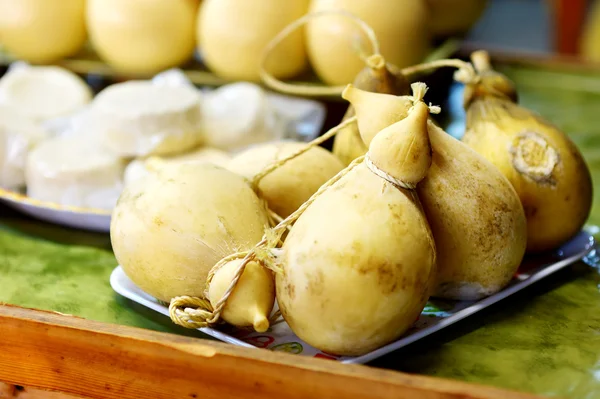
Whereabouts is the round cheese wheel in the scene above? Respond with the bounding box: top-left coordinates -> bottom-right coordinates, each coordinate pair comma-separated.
86,0 -> 200,74
26,135 -> 125,210
0,65 -> 92,122
0,0 -> 87,63
89,81 -> 203,157
201,82 -> 284,151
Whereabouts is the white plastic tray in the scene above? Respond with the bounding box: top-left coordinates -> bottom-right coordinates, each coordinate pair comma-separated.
110,230 -> 595,364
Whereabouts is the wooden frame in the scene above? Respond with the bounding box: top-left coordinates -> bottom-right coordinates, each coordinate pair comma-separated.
0,304 -> 541,399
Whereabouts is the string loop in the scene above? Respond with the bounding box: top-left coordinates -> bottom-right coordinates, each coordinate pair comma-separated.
259,10 -> 381,97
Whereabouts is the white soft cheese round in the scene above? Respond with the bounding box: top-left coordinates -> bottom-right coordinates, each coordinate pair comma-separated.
25,135 -> 125,210
90,80 -> 203,157
0,65 -> 92,121
201,82 -> 285,151
123,147 -> 231,186
0,106 -> 49,189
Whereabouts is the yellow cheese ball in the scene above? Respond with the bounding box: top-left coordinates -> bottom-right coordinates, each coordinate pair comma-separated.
306,0 -> 430,86
227,141 -> 344,218
198,0 -> 309,81
0,0 -> 87,63
86,0 -> 199,75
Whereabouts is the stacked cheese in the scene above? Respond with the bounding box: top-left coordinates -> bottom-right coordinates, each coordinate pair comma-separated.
0,64 -> 288,210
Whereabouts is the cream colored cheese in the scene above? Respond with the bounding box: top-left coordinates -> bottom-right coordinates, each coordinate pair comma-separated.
0,65 -> 92,122
25,135 -> 125,210
0,106 -> 49,189
201,82 -> 284,151
89,81 -> 203,157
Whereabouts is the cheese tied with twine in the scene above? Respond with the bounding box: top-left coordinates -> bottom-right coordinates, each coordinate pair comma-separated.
366,83 -> 438,189
272,83 -> 437,356
164,10 -> 494,347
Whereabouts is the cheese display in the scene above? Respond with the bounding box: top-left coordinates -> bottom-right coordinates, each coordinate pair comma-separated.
25,135 -> 125,210
0,63 -> 323,215
0,65 -> 92,122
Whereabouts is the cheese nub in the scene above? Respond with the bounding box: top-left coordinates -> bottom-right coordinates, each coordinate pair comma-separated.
201,82 -> 285,151
26,136 -> 125,210
90,81 -> 203,157
123,147 -> 231,185
0,65 -> 92,121
0,106 -> 49,189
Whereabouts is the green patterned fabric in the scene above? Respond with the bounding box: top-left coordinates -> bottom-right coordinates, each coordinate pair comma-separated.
1,64 -> 600,397
0,211 -> 211,339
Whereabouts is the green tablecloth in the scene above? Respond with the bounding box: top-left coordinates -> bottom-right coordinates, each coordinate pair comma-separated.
1,65 -> 600,398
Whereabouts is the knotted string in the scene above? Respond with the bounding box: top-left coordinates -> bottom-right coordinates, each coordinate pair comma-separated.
169,155 -> 365,330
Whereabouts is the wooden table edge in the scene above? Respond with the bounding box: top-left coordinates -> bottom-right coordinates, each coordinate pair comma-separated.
0,304 -> 542,399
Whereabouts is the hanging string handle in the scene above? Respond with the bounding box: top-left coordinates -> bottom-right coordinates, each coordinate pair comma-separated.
259,10 -> 381,97
251,116 -> 357,190
399,58 -> 480,86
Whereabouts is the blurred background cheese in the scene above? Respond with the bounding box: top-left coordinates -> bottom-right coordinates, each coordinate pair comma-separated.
86,0 -> 200,75
0,0 -> 87,64
0,65 -> 92,122
87,80 -> 203,157
198,0 -> 310,81
0,106 -> 49,190
201,82 -> 285,151
25,135 -> 125,210
305,0 -> 430,86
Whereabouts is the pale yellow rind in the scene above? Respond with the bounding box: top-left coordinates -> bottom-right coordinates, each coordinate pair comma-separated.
344,86 -> 527,299
86,0 -> 199,74
341,85 -> 412,146
0,0 -> 87,63
368,101 -> 432,186
198,0 -> 309,81
306,0 -> 430,85
208,259 -> 275,332
227,141 -> 344,218
463,97 -> 592,252
277,163 -> 435,356
111,163 -> 270,303
420,122 -> 527,300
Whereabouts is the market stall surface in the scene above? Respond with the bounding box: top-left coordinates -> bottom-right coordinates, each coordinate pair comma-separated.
1,64 -> 600,398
